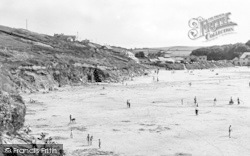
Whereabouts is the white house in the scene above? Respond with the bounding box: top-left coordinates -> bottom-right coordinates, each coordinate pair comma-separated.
157,57 -> 175,64
233,52 -> 250,66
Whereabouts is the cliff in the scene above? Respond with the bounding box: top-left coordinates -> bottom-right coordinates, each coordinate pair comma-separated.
0,25 -> 146,143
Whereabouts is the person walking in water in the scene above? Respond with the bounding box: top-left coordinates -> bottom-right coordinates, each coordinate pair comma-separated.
214,98 -> 217,106
229,125 -> 232,138
87,134 -> 90,145
237,97 -> 240,105
98,139 -> 101,149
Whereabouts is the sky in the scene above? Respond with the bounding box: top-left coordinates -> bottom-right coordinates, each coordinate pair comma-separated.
0,0 -> 250,48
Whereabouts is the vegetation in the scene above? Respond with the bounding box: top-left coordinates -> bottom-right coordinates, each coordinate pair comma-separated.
191,42 -> 250,60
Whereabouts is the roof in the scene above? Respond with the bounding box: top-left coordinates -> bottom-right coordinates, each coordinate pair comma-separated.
164,58 -> 175,62
158,57 -> 175,62
102,45 -> 113,50
240,52 -> 250,59
87,43 -> 97,48
163,54 -> 171,58
112,46 -> 127,53
232,57 -> 239,60
54,34 -> 76,40
174,57 -> 184,61
90,42 -> 102,48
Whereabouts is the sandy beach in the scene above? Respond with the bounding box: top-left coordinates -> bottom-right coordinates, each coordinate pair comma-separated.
22,67 -> 250,156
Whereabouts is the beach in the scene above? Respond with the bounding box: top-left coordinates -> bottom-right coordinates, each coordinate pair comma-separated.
22,67 -> 250,156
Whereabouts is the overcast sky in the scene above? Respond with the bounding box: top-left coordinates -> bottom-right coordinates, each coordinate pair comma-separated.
0,0 -> 249,48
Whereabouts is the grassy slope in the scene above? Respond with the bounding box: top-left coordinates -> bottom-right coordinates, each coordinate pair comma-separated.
0,25 -> 145,139
133,46 -> 202,57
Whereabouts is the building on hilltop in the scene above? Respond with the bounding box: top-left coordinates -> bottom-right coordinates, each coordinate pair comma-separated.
54,34 -> 76,42
138,58 -> 151,64
157,57 -> 175,64
101,45 -> 113,50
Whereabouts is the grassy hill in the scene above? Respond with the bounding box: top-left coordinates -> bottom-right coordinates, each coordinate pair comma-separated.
0,25 -> 146,139
133,46 -> 201,57
191,43 -> 250,60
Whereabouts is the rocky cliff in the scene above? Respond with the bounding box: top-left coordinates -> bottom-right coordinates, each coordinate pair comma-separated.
0,25 -> 146,143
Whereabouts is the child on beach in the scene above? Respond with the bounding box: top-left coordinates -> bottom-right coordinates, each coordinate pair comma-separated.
229,125 -> 232,138
70,129 -> 73,138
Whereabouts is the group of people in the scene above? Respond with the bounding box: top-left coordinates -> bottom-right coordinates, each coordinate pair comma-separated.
86,134 -> 93,145
86,134 -> 101,148
152,68 -> 160,82
152,76 -> 159,82
193,96 -> 239,138
68,118 -> 102,149
229,97 -> 241,105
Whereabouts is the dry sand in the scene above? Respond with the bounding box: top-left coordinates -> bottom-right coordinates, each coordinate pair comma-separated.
22,67 -> 250,156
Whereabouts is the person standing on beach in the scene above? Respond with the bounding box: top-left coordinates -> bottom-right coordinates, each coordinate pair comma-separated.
70,129 -> 73,138
237,98 -> 240,105
127,100 -> 131,108
87,134 -> 90,145
195,106 -> 198,116
229,125 -> 232,138
229,97 -> 234,105
181,99 -> 183,105
98,139 -> 101,149
214,98 -> 217,105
